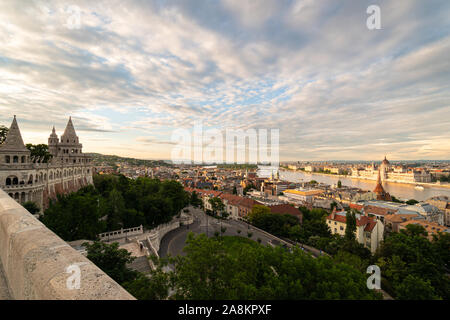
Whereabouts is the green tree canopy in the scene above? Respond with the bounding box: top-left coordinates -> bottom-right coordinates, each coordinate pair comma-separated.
83,241 -> 138,284
0,125 -> 8,144
26,144 -> 53,163
167,233 -> 381,300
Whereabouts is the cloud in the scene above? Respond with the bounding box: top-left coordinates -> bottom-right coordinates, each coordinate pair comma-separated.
0,0 -> 449,160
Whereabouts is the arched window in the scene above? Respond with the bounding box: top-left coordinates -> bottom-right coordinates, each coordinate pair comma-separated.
6,178 -> 11,186
12,177 -> 19,185
28,175 -> 33,185
21,156 -> 26,163
13,156 -> 19,163
5,156 -> 10,163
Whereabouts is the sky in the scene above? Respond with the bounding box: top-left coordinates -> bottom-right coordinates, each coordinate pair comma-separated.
0,0 -> 449,161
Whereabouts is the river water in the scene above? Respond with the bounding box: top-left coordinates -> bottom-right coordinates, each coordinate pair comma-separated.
278,170 -> 450,202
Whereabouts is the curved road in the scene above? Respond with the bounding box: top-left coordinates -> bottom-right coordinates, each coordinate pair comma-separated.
159,206 -> 281,258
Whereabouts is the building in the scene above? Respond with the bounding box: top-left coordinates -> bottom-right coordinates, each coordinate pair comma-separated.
373,170 -> 392,201
282,188 -> 324,203
326,209 -> 384,253
351,156 -> 432,183
398,220 -> 449,241
426,196 -> 449,227
269,204 -> 303,224
0,116 -> 94,211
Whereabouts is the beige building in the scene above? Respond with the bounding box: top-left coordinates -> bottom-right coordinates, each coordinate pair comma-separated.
0,116 -> 93,211
398,220 -> 449,240
351,156 -> 432,183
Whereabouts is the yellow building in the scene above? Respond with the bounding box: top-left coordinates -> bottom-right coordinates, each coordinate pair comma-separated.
283,188 -> 324,203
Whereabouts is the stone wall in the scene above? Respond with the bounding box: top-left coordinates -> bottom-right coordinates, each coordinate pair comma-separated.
0,189 -> 135,300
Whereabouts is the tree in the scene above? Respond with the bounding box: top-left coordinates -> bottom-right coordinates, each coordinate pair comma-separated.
168,233 -> 381,300
337,180 -> 342,188
405,199 -> 419,205
23,201 -> 40,215
344,210 -> 356,241
40,191 -> 106,241
190,191 -> 202,208
375,227 -> 449,300
83,241 -> 138,285
395,275 -> 441,300
122,259 -> 170,300
208,197 -> 225,217
248,205 -> 300,238
26,144 -> 53,163
0,125 -> 8,144
104,188 -> 126,230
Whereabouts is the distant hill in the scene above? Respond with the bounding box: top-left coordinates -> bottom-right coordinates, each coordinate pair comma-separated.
86,153 -> 173,167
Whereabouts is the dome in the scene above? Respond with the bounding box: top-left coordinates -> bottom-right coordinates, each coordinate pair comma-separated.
382,156 -> 390,165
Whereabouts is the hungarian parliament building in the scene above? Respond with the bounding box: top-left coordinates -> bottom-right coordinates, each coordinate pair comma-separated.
351,156 -> 432,183
0,116 -> 94,211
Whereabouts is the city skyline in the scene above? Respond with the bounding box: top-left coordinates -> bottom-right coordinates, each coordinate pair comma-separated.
1,0 -> 449,161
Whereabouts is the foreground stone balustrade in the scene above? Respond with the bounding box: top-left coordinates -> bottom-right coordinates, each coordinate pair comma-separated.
0,189 -> 135,300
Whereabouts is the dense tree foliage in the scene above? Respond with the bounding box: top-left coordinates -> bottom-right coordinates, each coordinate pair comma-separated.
375,224 -> 450,300
0,125 -> 8,144
26,143 -> 53,163
344,210 -> 357,241
208,197 -> 225,217
23,201 -> 40,215
159,234 -> 381,300
40,175 -> 189,241
248,205 -> 300,238
83,241 -> 138,284
189,191 -> 202,208
40,187 -> 106,241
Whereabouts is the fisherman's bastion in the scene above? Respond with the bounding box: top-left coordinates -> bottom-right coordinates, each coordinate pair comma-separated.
0,116 -> 93,211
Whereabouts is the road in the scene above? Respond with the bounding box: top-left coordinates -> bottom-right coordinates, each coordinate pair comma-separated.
159,206 -> 283,258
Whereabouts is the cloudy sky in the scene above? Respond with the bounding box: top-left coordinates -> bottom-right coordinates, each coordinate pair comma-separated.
0,0 -> 449,161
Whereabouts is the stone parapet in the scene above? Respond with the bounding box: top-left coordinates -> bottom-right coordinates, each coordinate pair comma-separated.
0,189 -> 135,300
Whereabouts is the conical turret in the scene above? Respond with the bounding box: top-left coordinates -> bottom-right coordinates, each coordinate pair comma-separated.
0,115 -> 29,152
61,117 -> 79,143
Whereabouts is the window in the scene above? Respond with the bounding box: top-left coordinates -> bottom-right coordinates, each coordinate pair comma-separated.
6,178 -> 11,186
340,226 -> 344,231
5,156 -> 10,163
13,156 -> 19,163
21,156 -> 26,163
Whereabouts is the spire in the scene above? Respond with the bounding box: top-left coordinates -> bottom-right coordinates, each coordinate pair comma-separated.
50,125 -> 58,138
373,169 -> 385,194
0,115 -> 29,152
61,116 -> 79,143
63,117 -> 76,136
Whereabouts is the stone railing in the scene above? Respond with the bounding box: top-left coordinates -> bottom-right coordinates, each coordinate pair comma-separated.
99,225 -> 144,242
0,189 -> 135,300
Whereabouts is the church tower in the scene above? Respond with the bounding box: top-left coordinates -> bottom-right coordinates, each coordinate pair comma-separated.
373,169 -> 391,201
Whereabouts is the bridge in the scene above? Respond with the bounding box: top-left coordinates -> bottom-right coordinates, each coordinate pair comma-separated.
0,189 -> 135,300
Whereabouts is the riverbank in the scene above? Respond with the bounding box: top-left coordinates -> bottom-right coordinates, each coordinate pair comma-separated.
282,169 -> 450,190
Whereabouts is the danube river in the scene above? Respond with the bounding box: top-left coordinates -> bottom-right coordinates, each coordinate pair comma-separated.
278,170 -> 450,202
